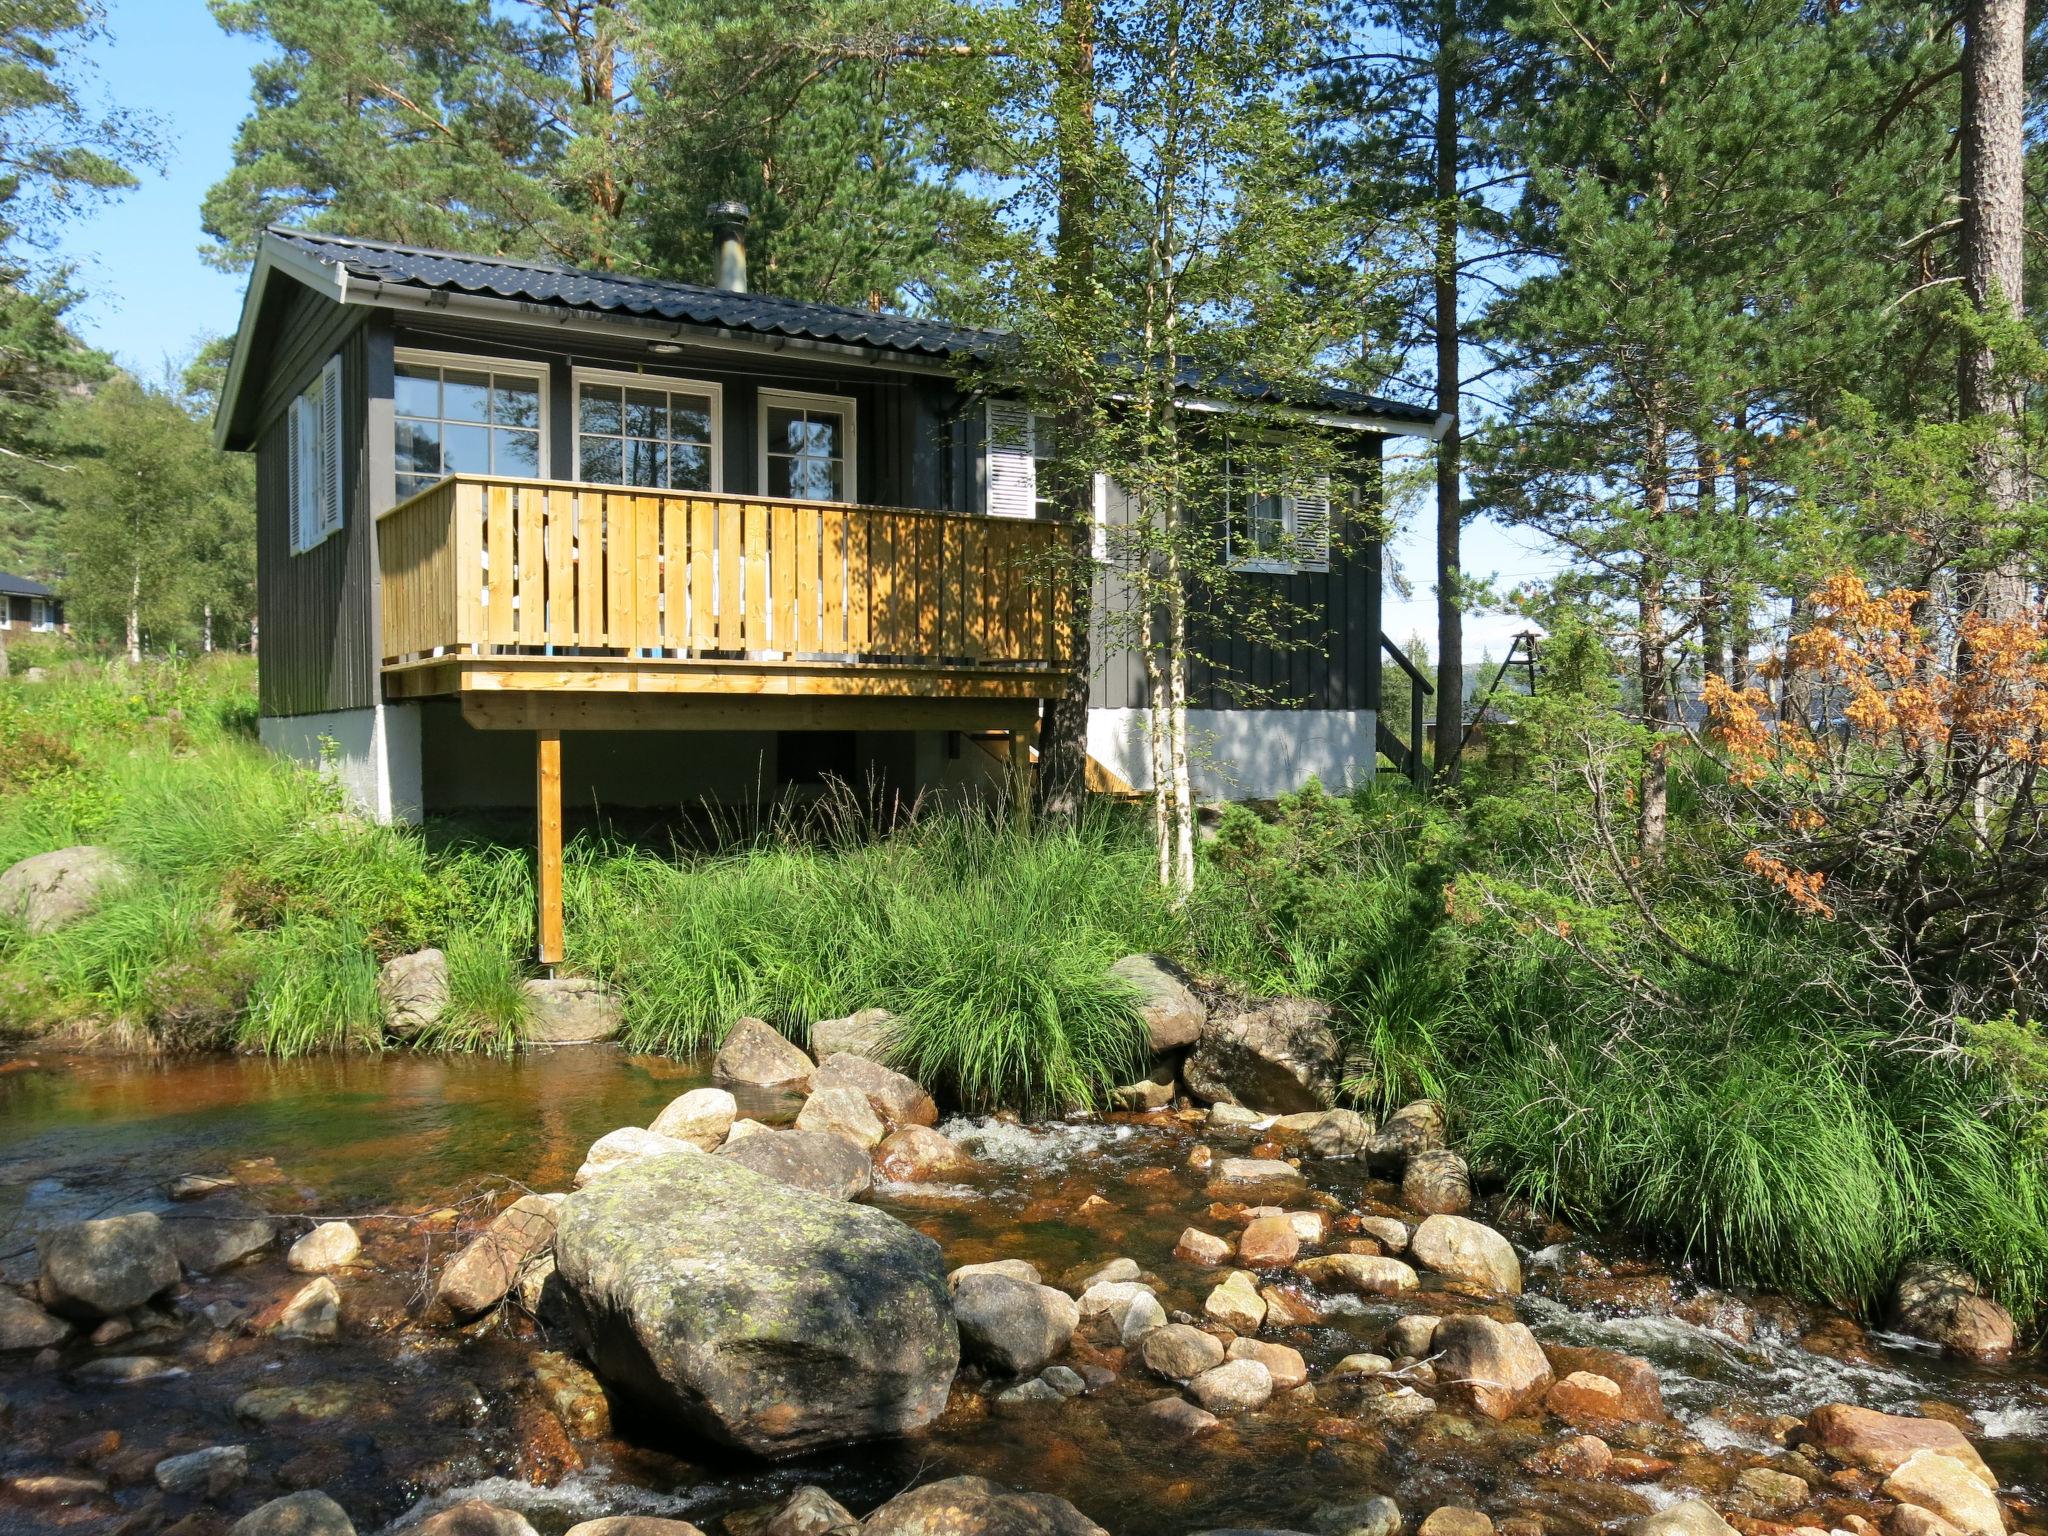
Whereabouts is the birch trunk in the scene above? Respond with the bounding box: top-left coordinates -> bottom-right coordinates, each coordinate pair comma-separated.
126,563 -> 141,665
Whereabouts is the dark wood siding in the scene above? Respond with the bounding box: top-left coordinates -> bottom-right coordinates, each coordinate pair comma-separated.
255,309 -> 376,717
1089,438 -> 1384,713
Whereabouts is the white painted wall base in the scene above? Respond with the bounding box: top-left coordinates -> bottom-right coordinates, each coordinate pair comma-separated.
1087,707 -> 1379,801
260,703 -> 423,825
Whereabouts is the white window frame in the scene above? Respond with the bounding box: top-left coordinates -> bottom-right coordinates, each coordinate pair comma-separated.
29,597 -> 52,632
392,347 -> 551,503
1221,444 -> 1332,575
757,388 -> 857,504
287,354 -> 345,556
570,365 -> 723,494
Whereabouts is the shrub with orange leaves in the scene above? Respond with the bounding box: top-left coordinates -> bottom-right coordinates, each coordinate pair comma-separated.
1702,570 -> 2048,1001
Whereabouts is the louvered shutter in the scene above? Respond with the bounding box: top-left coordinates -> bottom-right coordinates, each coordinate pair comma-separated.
986,400 -> 1038,519
286,395 -> 307,553
317,356 -> 345,540
1290,476 -> 1331,572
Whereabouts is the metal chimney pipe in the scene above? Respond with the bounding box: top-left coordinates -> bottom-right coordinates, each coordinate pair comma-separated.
708,201 -> 750,294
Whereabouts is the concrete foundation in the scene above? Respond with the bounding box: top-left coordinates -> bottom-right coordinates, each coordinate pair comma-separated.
1086,707 -> 1379,801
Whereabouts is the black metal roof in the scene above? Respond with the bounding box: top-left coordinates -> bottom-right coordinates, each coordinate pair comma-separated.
0,572 -> 55,599
265,227 -> 1439,427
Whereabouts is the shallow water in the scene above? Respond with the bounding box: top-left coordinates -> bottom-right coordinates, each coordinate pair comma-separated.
1,1050 -> 2043,1536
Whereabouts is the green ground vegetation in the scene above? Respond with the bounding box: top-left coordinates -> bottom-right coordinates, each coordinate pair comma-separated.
0,649 -> 2042,1330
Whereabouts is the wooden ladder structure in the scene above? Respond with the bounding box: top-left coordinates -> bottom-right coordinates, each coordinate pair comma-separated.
1375,632 -> 1434,791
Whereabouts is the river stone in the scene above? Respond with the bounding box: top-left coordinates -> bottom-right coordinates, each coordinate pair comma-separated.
876,1125 -> 975,1182
73,1353 -> 181,1383
1110,1057 -> 1179,1112
1328,1352 -> 1393,1379
154,1443 -> 249,1496
1077,1279 -> 1166,1342
1209,1103 -> 1266,1130
1387,1314 -> 1440,1357
434,1194 -> 565,1318
995,1376 -> 1064,1408
276,1276 -> 341,1339
1433,1315 -> 1552,1419
1888,1260 -> 2017,1361
554,1149 -> 956,1457
953,1272 -> 1080,1376
523,977 -> 624,1044
1184,998 -> 1343,1113
1402,1150 -> 1472,1216
1139,1322 -> 1226,1382
38,1211 -> 180,1318
860,1476 -> 1107,1536
1634,1501 -> 1740,1536
1727,1468 -> 1811,1518
1418,1512 -> 1492,1536
1204,1270 -> 1267,1332
0,1289 -> 70,1349
1802,1405 -> 1994,1485
1068,1256 -> 1140,1289
808,1008 -> 897,1063
229,1491 -> 358,1536
649,1088 -> 737,1149
1227,1337 -> 1307,1389
567,1521 -> 709,1536
1296,1254 -> 1418,1296
796,1086 -> 887,1150
1208,1158 -> 1306,1195
168,1172 -> 238,1201
1188,1356 -> 1273,1414
287,1220 -> 361,1273
169,1207 -> 280,1274
750,1486 -> 858,1536
1303,1109 -> 1372,1157
379,948 -> 448,1040
714,1017 -> 816,1093
1312,1497 -> 1402,1536
0,845 -> 127,933
1410,1214 -> 1521,1295
1175,1228 -> 1233,1265
416,1501 -> 542,1536
1543,1345 -> 1663,1419
1883,1451 -> 2005,1536
951,1259 -> 1041,1289
1109,953 -> 1206,1052
577,1127 -> 702,1186
815,1053 -> 938,1129
1359,1216 -> 1410,1253
233,1382 -> 357,1424
717,1128 -> 873,1200
1370,1100 -> 1447,1165
1239,1214 -> 1300,1268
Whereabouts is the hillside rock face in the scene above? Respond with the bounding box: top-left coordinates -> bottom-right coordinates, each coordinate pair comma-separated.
1183,999 -> 1344,1113
0,845 -> 127,934
553,1150 -> 957,1457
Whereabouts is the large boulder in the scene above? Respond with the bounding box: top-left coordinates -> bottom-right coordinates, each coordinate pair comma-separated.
0,845 -> 127,934
379,948 -> 448,1040
1431,1315 -> 1553,1420
717,1128 -> 873,1200
523,977 -> 624,1045
554,1151 -> 957,1457
1108,954 -> 1207,1052
433,1194 -> 566,1319
1802,1405 -> 1994,1485
649,1088 -> 737,1149
1183,999 -> 1343,1113
38,1212 -> 180,1318
1882,1450 -> 2006,1536
860,1477 -> 1106,1536
814,1054 -> 938,1129
1410,1214 -> 1521,1295
1402,1150 -> 1471,1216
796,1087 -> 887,1150
576,1128 -> 701,1187
715,1017 -> 816,1093
952,1272 -> 1079,1376
169,1207 -> 281,1275
1888,1260 -> 2017,1361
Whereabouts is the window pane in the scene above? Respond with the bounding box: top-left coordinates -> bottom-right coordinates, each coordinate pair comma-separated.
442,422 -> 491,474
443,369 -> 491,423
398,473 -> 436,501
779,453 -> 841,502
767,407 -> 805,454
624,388 -> 666,439
395,364 -> 439,419
579,436 -> 622,484
671,397 -> 712,444
395,418 -> 441,477
579,385 -> 621,436
800,416 -> 842,457
670,443 -> 710,491
495,428 -> 540,478
625,438 -> 666,488
493,376 -> 541,430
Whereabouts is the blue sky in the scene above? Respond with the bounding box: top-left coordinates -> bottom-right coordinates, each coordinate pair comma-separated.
50,0 -> 1562,657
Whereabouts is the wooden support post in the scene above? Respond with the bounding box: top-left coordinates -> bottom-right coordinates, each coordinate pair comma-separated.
1007,723 -> 1035,834
536,728 -> 564,966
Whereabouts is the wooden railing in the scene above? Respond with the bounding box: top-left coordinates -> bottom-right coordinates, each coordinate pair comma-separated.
377,476 -> 1073,674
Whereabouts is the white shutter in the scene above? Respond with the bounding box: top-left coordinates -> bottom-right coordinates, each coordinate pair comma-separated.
317,355 -> 345,540
1290,475 -> 1331,572
986,400 -> 1038,519
286,394 -> 307,554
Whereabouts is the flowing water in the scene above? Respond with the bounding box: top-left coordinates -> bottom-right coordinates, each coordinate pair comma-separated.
1,1049 -> 2043,1536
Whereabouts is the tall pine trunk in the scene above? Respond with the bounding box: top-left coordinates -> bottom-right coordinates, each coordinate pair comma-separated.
1431,9 -> 1464,787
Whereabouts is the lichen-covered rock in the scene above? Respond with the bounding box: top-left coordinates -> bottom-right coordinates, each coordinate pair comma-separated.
814,1053 -> 938,1129
1410,1214 -> 1520,1295
952,1272 -> 1079,1376
523,977 -> 624,1044
649,1088 -> 737,1149
576,1127 -> 701,1187
714,1017 -> 816,1093
1184,998 -> 1343,1113
1402,1150 -> 1472,1216
554,1150 -> 957,1457
1108,953 -> 1207,1052
859,1476 -> 1106,1536
1303,1109 -> 1373,1157
38,1212 -> 179,1318
0,845 -> 127,934
749,1487 -> 858,1536
1888,1260 -> 2017,1361
433,1194 -> 565,1319
717,1128 -> 873,1201
228,1491 -> 358,1536
876,1126 -> 975,1182
379,948 -> 448,1040
1432,1315 -> 1552,1420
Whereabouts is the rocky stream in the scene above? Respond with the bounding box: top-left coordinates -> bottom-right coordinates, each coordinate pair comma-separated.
1,979 -> 2043,1536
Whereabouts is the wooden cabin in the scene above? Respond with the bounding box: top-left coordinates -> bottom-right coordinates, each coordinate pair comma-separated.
214,217 -> 1444,959
0,573 -> 63,636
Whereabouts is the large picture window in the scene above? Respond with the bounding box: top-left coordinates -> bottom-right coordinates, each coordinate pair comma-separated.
574,370 -> 720,491
393,352 -> 545,501
759,390 -> 855,502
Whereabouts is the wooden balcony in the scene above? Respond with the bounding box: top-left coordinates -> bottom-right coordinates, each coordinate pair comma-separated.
376,475 -> 1075,732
